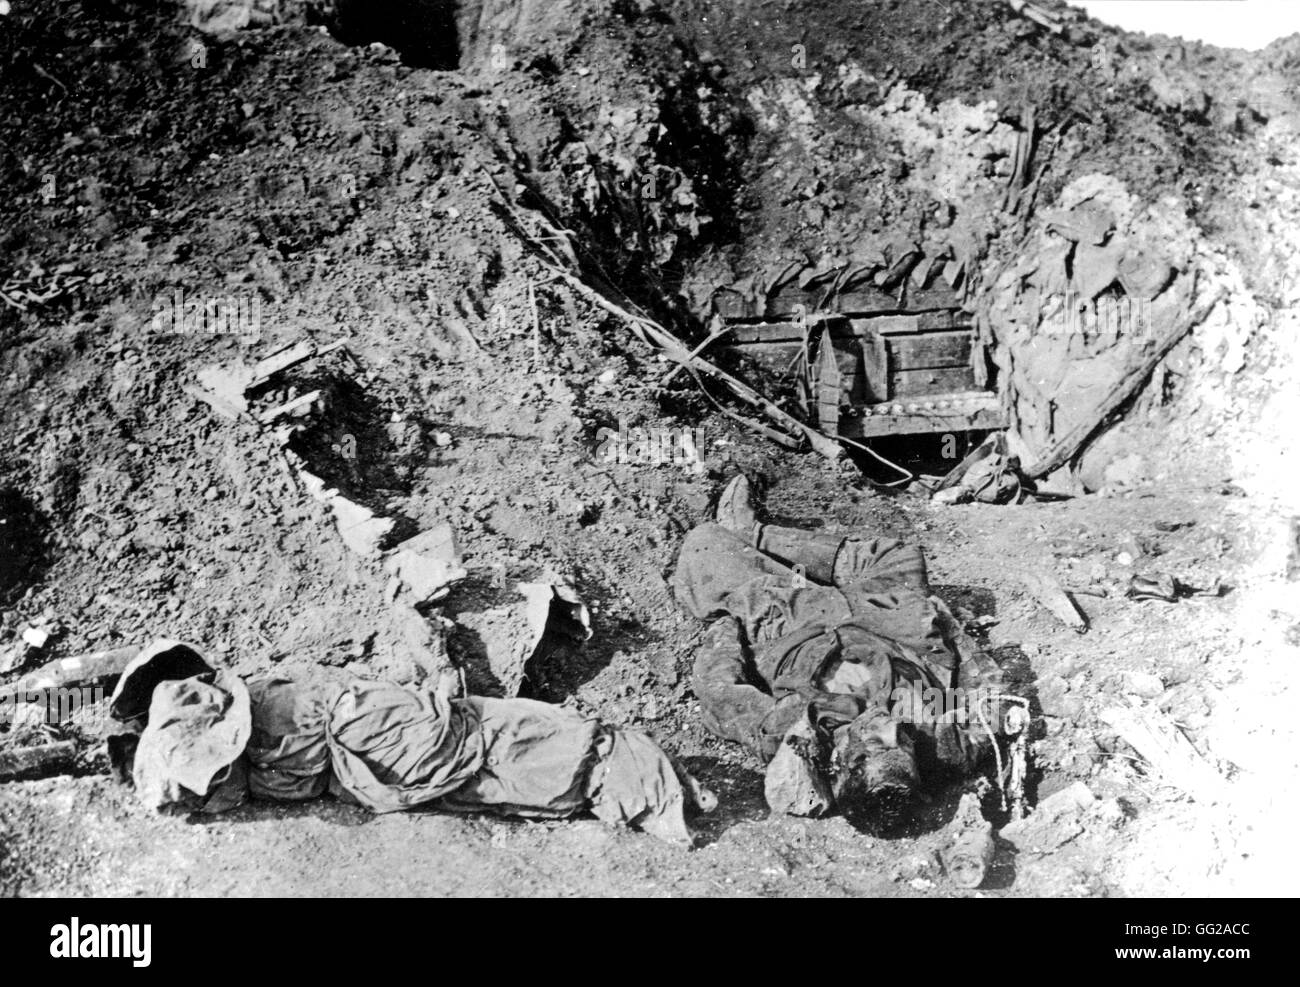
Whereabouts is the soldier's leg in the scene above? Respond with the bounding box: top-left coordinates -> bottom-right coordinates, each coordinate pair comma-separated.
754,524 -> 929,593
671,522 -> 791,620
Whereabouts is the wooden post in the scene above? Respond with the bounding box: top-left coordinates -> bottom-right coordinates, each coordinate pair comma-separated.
0,741 -> 76,782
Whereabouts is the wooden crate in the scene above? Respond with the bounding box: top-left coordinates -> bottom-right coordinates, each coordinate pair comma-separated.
715,307 -> 1003,438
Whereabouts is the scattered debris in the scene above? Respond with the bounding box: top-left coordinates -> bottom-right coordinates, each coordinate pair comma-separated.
0,626 -> 53,675
1005,1 -> 1065,37
933,448 -> 1024,505
1126,573 -> 1225,602
941,791 -> 995,889
257,389 -> 323,425
21,627 -> 50,650
0,265 -> 88,311
1021,568 -> 1089,633
1099,706 -> 1227,803
1127,573 -> 1178,602
1122,670 -> 1165,700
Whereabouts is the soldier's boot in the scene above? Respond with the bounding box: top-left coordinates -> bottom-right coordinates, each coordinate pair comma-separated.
715,474 -> 759,536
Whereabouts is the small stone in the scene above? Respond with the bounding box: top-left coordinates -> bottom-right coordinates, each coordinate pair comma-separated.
21,626 -> 49,649
1123,670 -> 1165,699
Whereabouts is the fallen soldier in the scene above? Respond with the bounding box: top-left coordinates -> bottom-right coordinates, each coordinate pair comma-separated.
107,639 -> 713,845
672,475 -> 1003,827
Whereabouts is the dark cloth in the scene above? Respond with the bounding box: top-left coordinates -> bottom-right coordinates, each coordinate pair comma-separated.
673,523 -> 991,764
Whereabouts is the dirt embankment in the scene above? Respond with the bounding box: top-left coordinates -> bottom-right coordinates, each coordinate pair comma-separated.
1,0 -> 1298,896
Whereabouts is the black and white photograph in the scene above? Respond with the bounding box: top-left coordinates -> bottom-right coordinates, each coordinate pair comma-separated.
0,0 -> 1292,921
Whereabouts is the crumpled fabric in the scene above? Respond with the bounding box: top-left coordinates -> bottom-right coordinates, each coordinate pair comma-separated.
439,697 -> 600,818
239,675 -> 484,810
586,726 -> 692,845
245,675 -> 344,801
132,671 -> 251,814
325,679 -> 485,813
959,453 -> 1022,504
1071,237 -> 1126,302
1045,199 -> 1115,246
110,639 -> 216,726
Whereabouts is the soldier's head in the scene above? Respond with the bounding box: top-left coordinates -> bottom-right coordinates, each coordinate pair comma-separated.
830,713 -> 920,832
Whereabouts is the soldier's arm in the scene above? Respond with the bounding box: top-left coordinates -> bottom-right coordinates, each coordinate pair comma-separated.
692,616 -> 801,759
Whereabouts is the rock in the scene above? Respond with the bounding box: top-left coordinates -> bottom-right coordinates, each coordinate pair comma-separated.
1103,453 -> 1148,490
1123,670 -> 1165,700
329,496 -> 394,556
1000,781 -> 1097,853
385,523 -> 466,603
20,626 -> 49,650
0,644 -> 27,674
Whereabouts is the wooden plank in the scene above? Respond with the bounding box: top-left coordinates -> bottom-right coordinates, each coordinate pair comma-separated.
766,288 -> 897,319
917,310 -> 969,331
888,332 -> 971,370
907,287 -> 966,312
889,366 -> 976,397
728,341 -> 802,380
1022,569 -> 1088,632
0,646 -> 141,704
859,332 -> 889,404
815,330 -> 842,436
714,287 -> 966,321
711,292 -> 755,320
257,389 -> 323,424
842,403 -> 1004,438
853,315 -> 920,335
725,317 -> 848,345
251,340 -> 315,386
0,741 -> 76,782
